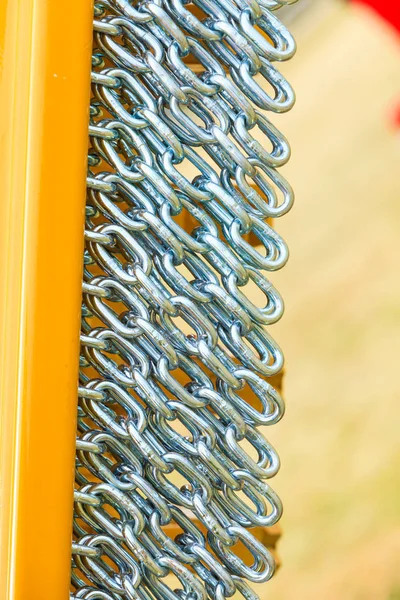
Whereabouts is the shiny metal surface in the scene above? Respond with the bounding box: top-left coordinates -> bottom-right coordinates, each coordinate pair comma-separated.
72,0 -> 296,597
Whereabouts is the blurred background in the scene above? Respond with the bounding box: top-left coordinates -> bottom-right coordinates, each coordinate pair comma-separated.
262,1 -> 400,598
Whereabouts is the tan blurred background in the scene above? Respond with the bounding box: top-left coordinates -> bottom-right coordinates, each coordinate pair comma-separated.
259,1 -> 400,598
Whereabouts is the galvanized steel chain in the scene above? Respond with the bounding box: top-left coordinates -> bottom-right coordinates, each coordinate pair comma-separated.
71,0 -> 296,598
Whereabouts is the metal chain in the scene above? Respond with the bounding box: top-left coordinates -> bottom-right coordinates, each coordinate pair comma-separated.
71,0 -> 296,598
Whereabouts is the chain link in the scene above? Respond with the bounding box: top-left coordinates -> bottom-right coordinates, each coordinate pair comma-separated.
72,0 -> 296,597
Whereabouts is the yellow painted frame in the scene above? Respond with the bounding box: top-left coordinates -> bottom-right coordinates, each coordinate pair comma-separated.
0,1 -> 93,598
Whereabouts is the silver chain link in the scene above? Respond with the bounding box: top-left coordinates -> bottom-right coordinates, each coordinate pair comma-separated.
71,0 -> 296,597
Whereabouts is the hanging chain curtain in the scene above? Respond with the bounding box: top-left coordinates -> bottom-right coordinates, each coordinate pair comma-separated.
72,0 -> 296,598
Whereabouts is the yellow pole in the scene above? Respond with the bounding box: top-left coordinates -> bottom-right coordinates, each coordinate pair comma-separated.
0,1 -> 93,598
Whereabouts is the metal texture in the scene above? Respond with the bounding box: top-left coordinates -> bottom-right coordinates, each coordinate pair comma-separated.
0,1 -> 93,598
72,0 -> 296,598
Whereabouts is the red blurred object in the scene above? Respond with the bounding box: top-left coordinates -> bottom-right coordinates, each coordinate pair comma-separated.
352,0 -> 400,129
352,0 -> 400,33
392,103 -> 400,129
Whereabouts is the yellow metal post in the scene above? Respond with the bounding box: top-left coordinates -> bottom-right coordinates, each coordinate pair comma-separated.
0,1 -> 93,598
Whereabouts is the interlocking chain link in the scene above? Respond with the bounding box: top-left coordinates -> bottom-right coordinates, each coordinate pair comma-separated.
71,0 -> 296,597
